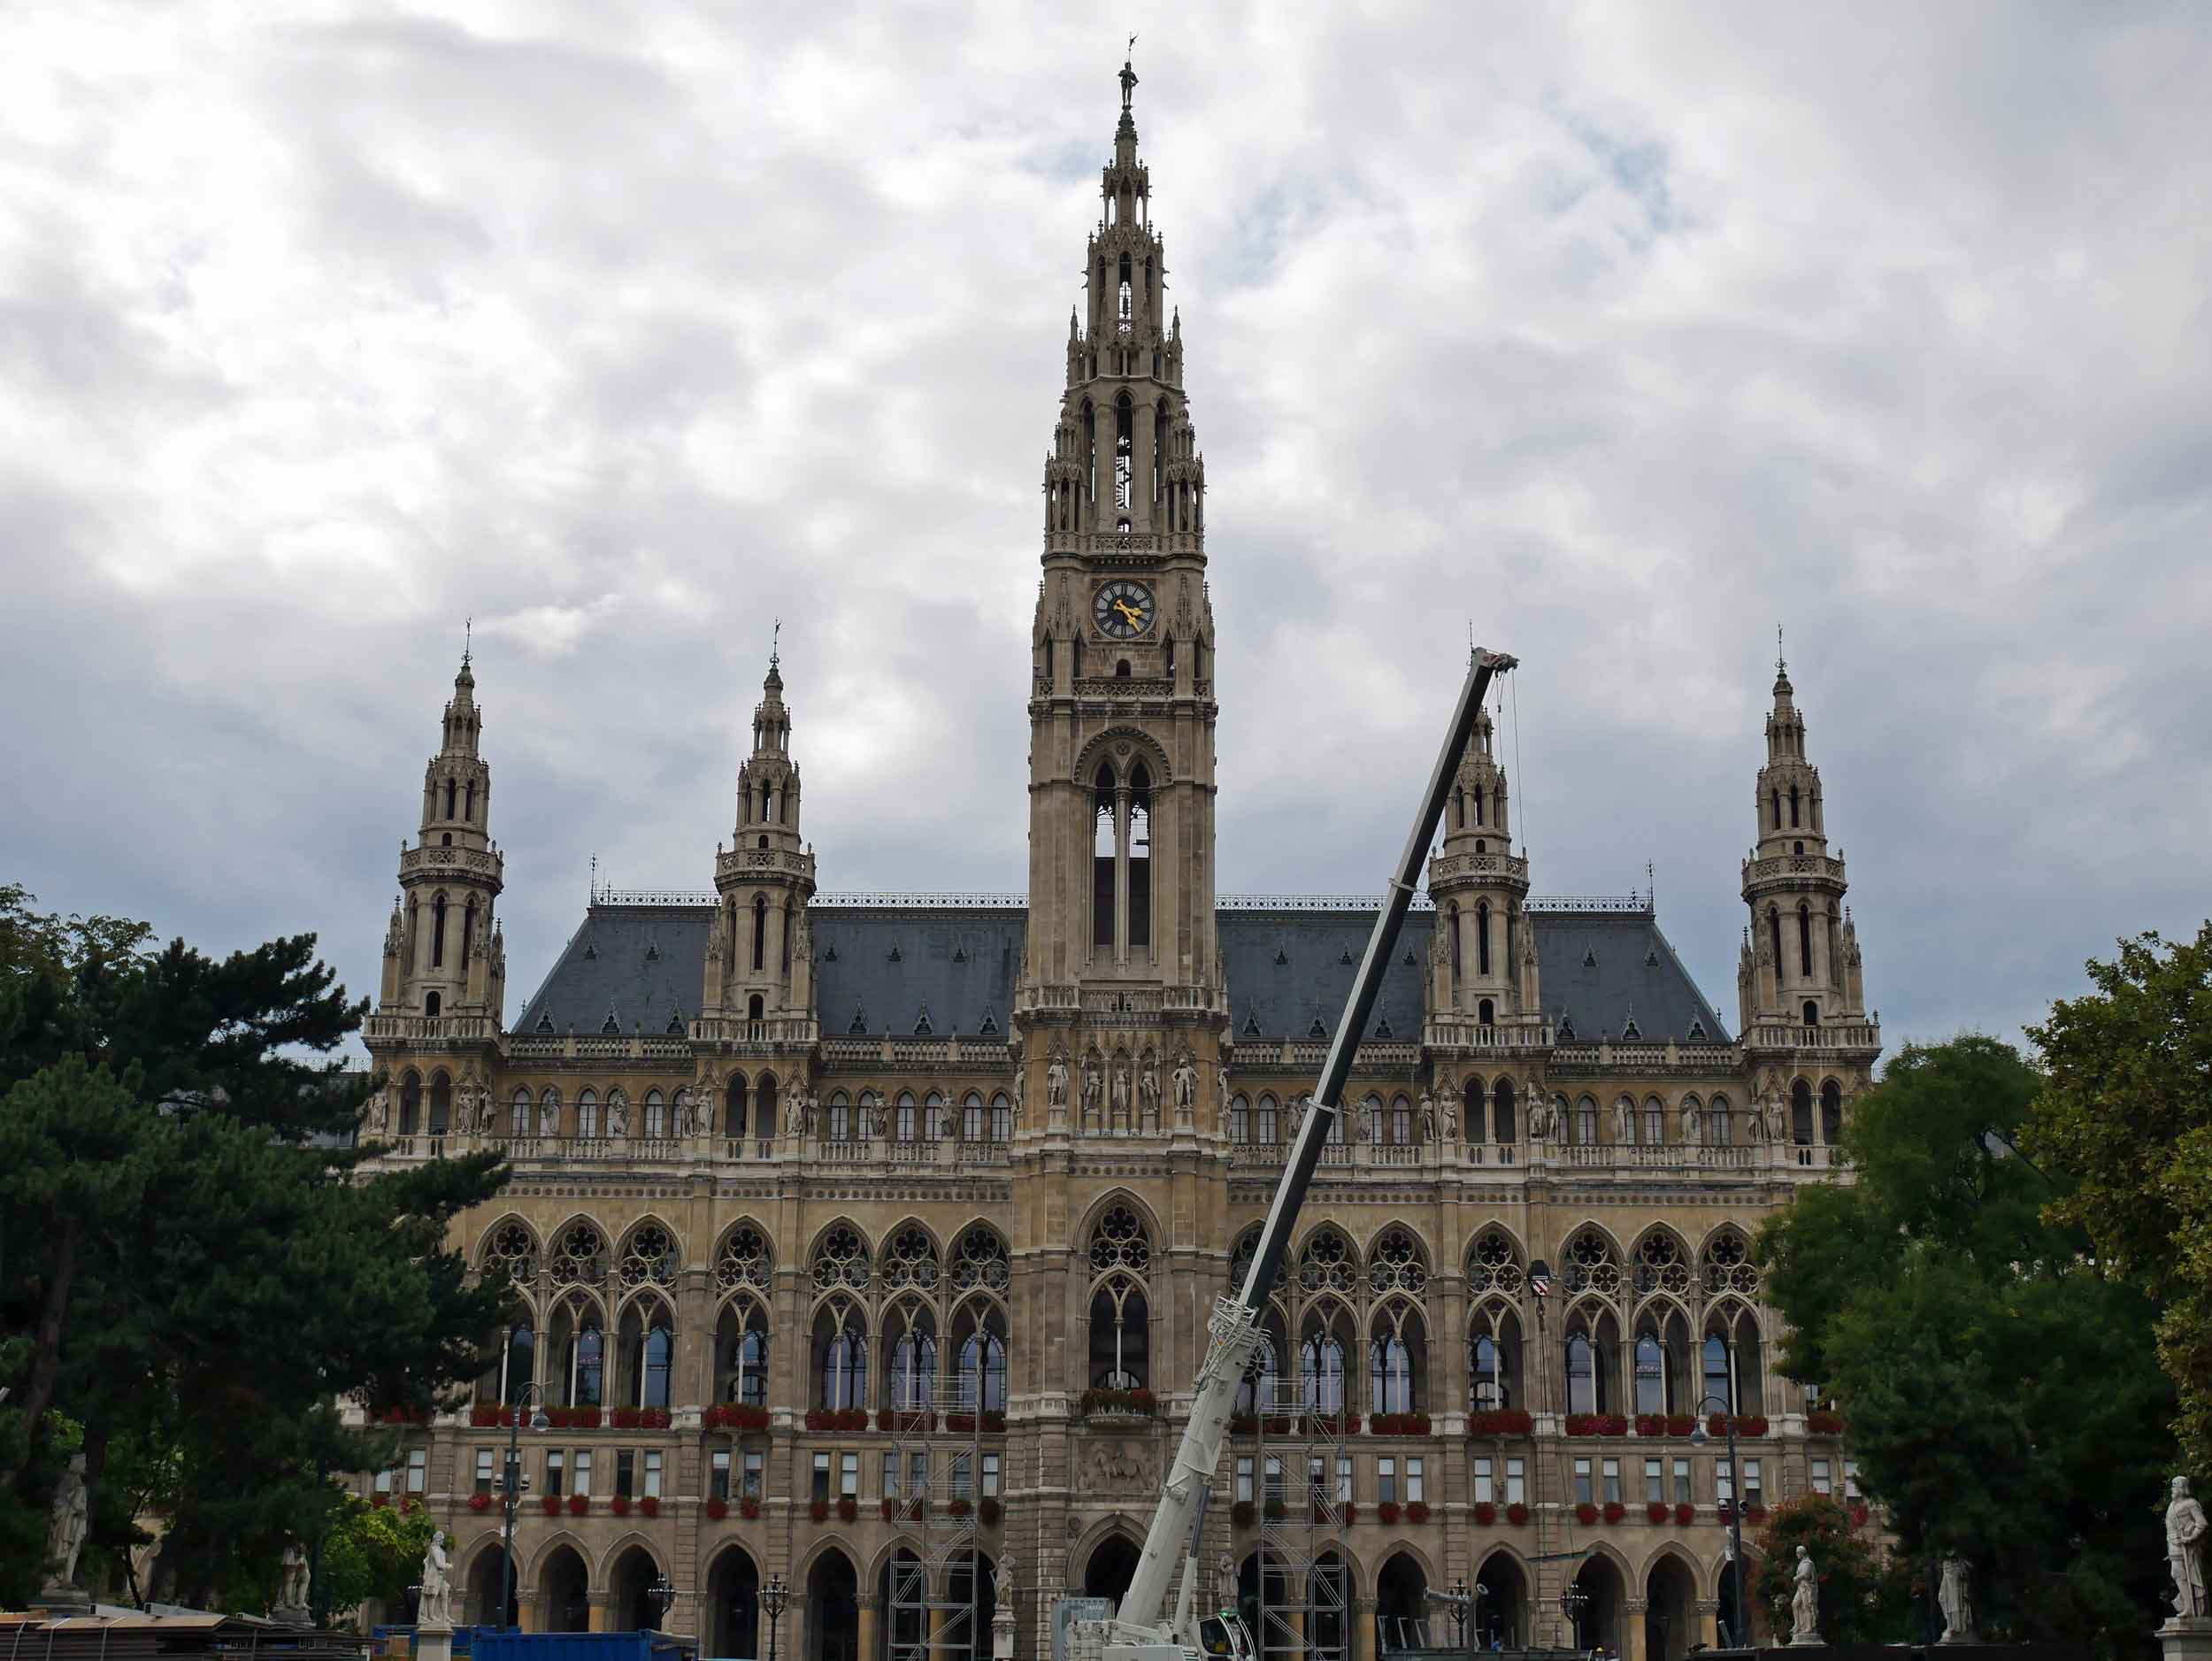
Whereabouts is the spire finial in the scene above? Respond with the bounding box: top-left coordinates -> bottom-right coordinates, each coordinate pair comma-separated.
772,617 -> 781,669
463,616 -> 472,668
1120,38 -> 1139,112
1776,622 -> 1786,677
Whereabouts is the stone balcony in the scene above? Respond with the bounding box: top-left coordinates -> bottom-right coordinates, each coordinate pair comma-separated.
398,842 -> 503,886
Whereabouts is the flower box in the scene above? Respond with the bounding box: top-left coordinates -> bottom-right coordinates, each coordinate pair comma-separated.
611,1496 -> 632,1517
1318,1502 -> 1356,1525
396,1497 -> 413,1513
1647,1501 -> 1671,1524
1369,1412 -> 1432,1437
902,1498 -> 930,1521
1263,1500 -> 1286,1522
1564,1413 -> 1628,1437
1602,1501 -> 1625,1525
708,1403 -> 772,1431
1405,1501 -> 1430,1524
810,1499 -> 829,1523
1850,1502 -> 1870,1527
1377,1501 -> 1401,1525
1472,1502 -> 1497,1526
1744,1503 -> 1767,1522
838,1496 -> 859,1523
979,1498 -> 1002,1526
541,1495 -> 562,1517
947,1498 -> 972,1518
1505,1503 -> 1530,1526
1637,1411 -> 1701,1437
567,1495 -> 589,1516
1576,1502 -> 1600,1526
640,1496 -> 659,1518
1807,1411 -> 1846,1435
372,1492 -> 388,1509
469,1493 -> 492,1513
1674,1502 -> 1695,1526
805,1408 -> 871,1432
377,1405 -> 430,1426
612,1407 -> 641,1428
1081,1388 -> 1158,1417
1706,1412 -> 1769,1438
706,1497 -> 729,1520
1667,1414 -> 1697,1436
1467,1408 -> 1535,1438
881,1498 -> 898,1521
1263,1416 -> 1296,1435
741,1496 -> 763,1519
1230,1413 -> 1257,1434
1306,1414 -> 1360,1438
472,1404 -> 511,1427
885,1410 -> 937,1434
1232,1501 -> 1257,1528
546,1405 -> 602,1430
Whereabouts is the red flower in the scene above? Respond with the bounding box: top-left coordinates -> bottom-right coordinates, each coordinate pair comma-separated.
1666,1414 -> 1697,1437
979,1498 -> 1002,1526
1576,1502 -> 1600,1526
881,1498 -> 897,1521
396,1497 -> 413,1514
902,1498 -> 930,1521
838,1496 -> 860,1523
1467,1409 -> 1535,1437
567,1495 -> 589,1516
1850,1503 -> 1870,1527
469,1493 -> 492,1513
982,1411 -> 1006,1432
947,1499 -> 973,1518
541,1496 -> 562,1517
611,1496 -> 632,1517
612,1407 -> 641,1429
705,1498 -> 729,1520
1674,1502 -> 1694,1526
740,1496 -> 762,1519
1406,1502 -> 1431,1524
810,1499 -> 829,1523
1602,1502 -> 1625,1525
1505,1503 -> 1530,1526
640,1496 -> 659,1518
1647,1501 -> 1671,1524
372,1493 -> 388,1509
1564,1413 -> 1628,1438
1472,1502 -> 1497,1526
1807,1411 -> 1846,1435
1377,1501 -> 1401,1525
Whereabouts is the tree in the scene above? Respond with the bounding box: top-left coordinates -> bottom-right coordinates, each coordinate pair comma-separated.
1761,1035 -> 2174,1658
1751,1494 -> 1906,1647
0,886 -> 511,1609
309,1496 -> 435,1626
2027,923 -> 2212,1469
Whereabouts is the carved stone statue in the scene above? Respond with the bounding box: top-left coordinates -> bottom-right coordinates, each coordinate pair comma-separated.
1789,1545 -> 1820,1645
419,1529 -> 454,1628
1525,1099 -> 1548,1142
802,1093 -> 821,1136
1549,1097 -> 1569,1143
1010,1068 -> 1025,1128
1681,1101 -> 1703,1146
1937,1557 -> 1974,1643
277,1542 -> 312,1615
1611,1098 -> 1632,1146
2170,1474 -> 2208,1619
1359,1099 -> 1379,1143
538,1096 -> 557,1137
1419,1097 -> 1438,1142
1081,1056 -> 1103,1113
608,1093 -> 630,1139
1764,1094 -> 1786,1143
1046,1054 -> 1069,1109
43,1454 -> 88,1590
1139,1057 -> 1161,1114
1216,1065 -> 1229,1109
365,1089 -> 391,1135
1111,1064 -> 1131,1117
995,1554 -> 1017,1604
1439,1091 -> 1459,1142
1171,1055 -> 1196,1109
695,1088 -> 715,1138
1214,1553 -> 1235,1611
1744,1100 -> 1766,1143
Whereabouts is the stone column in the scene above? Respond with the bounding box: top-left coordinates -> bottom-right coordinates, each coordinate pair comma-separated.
2161,1619 -> 2212,1661
418,1628 -> 454,1661
858,1594 -> 880,1661
1350,1598 -> 1376,1661
517,1589 -> 541,1634
589,1591 -> 612,1632
1694,1599 -> 1718,1649
1624,1597 -> 1647,1661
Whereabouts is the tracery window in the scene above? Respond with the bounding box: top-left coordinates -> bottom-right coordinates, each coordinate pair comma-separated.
811,1226 -> 872,1292
1467,1229 -> 1524,1296
949,1226 -> 1010,1294
1562,1229 -> 1621,1297
716,1224 -> 772,1294
814,1301 -> 869,1410
487,1221 -> 538,1287
1088,1206 -> 1151,1275
1700,1230 -> 1762,1298
1563,1309 -> 1618,1414
1468,1304 -> 1524,1412
886,1304 -> 939,1412
552,1293 -> 603,1406
550,1222 -> 608,1288
1234,1322 -> 1286,1418
1367,1305 -> 1425,1414
1297,1230 -> 1357,1296
618,1222 -> 679,1289
1632,1233 -> 1692,1298
619,1296 -> 674,1409
881,1227 -> 941,1292
1368,1229 -> 1427,1297
722,1302 -> 769,1406
1229,1225 -> 1285,1302
1087,1205 -> 1152,1388
1297,1311 -> 1352,1414
955,1311 -> 1009,1412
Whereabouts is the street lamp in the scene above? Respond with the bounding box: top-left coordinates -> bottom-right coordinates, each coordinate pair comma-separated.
649,1576 -> 677,1632
761,1573 -> 791,1661
498,1381 -> 554,1633
1687,1396 -> 1747,1647
1558,1583 -> 1589,1655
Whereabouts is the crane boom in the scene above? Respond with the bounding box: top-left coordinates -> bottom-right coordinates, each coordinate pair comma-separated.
1101,647 -> 1517,1661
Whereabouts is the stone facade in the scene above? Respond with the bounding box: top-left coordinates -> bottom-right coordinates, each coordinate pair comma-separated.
357,62 -> 1878,1661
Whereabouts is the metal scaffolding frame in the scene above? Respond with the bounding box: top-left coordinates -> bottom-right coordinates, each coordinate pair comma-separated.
1247,1381 -> 1351,1661
886,1379 -> 990,1661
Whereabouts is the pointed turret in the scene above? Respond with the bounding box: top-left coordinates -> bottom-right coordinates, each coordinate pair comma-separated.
707,639 -> 818,1039
1427,673 -> 1538,1039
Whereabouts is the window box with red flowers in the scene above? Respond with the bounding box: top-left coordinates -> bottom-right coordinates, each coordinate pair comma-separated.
376,1405 -> 431,1426
1807,1411 -> 1846,1436
1232,1501 -> 1257,1529
1505,1503 -> 1530,1526
1263,1416 -> 1297,1435
886,1410 -> 937,1434
1706,1412 -> 1768,1438
805,1408 -> 870,1433
1369,1412 -> 1432,1437
1318,1503 -> 1356,1526
1673,1502 -> 1694,1526
1230,1413 -> 1257,1435
396,1498 -> 414,1514
371,1493 -> 388,1509
810,1499 -> 830,1523
979,1498 -> 1002,1526
1377,1501 -> 1401,1525
567,1496 -> 590,1517
1849,1503 -> 1870,1528
902,1498 -> 930,1522
880,1498 -> 898,1521
1564,1414 -> 1628,1437
641,1496 -> 660,1518
1467,1409 -> 1535,1438
1472,1502 -> 1497,1526
1635,1412 -> 1703,1437
469,1493 -> 493,1513
1576,1502 -> 1600,1526
611,1496 -> 632,1517
741,1496 -> 762,1519
1405,1502 -> 1430,1524
1081,1388 -> 1158,1419
708,1403 -> 772,1432
838,1496 -> 859,1523
706,1497 -> 730,1520
541,1496 -> 562,1518
947,1499 -> 973,1518
472,1404 -> 512,1428
1647,1501 -> 1670,1524
1306,1414 -> 1360,1438
1601,1502 -> 1625,1525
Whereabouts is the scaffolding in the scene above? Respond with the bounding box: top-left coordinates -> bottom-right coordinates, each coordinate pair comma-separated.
887,1378 -> 990,1661
1247,1381 -> 1351,1661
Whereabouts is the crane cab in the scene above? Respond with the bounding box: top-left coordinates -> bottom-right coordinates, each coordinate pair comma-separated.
1198,1611 -> 1255,1661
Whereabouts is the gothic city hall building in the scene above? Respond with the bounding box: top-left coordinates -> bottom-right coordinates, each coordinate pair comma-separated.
357,65 -> 1878,1661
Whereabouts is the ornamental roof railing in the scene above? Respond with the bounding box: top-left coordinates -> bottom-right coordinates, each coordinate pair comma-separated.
586,887 -> 1655,915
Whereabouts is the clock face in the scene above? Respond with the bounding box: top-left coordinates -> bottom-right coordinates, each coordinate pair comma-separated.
1094,581 -> 1156,639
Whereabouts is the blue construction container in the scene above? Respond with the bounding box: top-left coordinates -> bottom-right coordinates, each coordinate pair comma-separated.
472,1631 -> 696,1661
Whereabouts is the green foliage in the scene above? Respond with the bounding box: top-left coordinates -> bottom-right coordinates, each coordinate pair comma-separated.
1750,1494 -> 1907,1647
2027,923 -> 2212,1469
312,1496 -> 435,1626
1760,1035 -> 2175,1657
0,884 -> 511,1611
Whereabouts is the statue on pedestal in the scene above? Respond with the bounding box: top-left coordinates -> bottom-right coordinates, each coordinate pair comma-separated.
1171,1054 -> 1197,1111
2170,1474 -> 2208,1619
276,1542 -> 312,1620
1681,1100 -> 1703,1147
1046,1052 -> 1069,1111
1937,1557 -> 1975,1643
43,1454 -> 88,1592
1789,1545 -> 1820,1645
419,1529 -> 454,1628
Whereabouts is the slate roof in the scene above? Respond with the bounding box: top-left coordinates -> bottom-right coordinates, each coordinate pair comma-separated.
514,901 -> 1727,1045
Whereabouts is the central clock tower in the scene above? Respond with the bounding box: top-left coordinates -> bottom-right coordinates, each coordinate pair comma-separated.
1018,57 -> 1222,1134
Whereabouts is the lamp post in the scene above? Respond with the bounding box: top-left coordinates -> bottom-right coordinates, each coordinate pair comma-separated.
649,1576 -> 677,1633
761,1573 -> 790,1661
1687,1396 -> 1746,1647
498,1380 -> 554,1633
1559,1583 -> 1589,1656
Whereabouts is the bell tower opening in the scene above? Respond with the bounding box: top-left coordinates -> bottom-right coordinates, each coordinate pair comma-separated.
1093,764 -> 1117,950
1128,763 -> 1152,952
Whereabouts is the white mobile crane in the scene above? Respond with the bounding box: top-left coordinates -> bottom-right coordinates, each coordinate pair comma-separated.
1090,647 -> 1518,1661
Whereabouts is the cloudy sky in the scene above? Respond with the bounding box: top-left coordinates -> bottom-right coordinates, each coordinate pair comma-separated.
5,1 -> 2208,1057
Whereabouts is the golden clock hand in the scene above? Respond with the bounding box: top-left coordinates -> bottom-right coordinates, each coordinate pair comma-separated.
1114,601 -> 1143,625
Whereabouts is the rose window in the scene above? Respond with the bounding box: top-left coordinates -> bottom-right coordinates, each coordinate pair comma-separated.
618,1223 -> 677,1288
881,1227 -> 941,1291
1467,1230 -> 1524,1296
812,1226 -> 872,1292
717,1225 -> 772,1292
1088,1206 -> 1150,1275
488,1222 -> 537,1285
1701,1232 -> 1762,1296
1563,1229 -> 1621,1296
1297,1231 -> 1356,1296
1367,1229 -> 1427,1296
1229,1229 -> 1285,1300
550,1223 -> 607,1287
1633,1234 -> 1693,1297
950,1227 -> 1010,1293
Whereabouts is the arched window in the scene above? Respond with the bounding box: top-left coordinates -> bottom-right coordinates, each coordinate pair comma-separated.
1476,902 -> 1492,975
815,1303 -> 869,1410
1798,902 -> 1814,977
1576,1096 -> 1599,1145
1478,996 -> 1495,1027
553,1296 -> 604,1407
459,899 -> 476,969
886,1305 -> 938,1413
1634,1330 -> 1667,1415
464,780 -> 475,821
1471,1332 -> 1502,1409
1820,1079 -> 1844,1144
756,1073 -> 779,1139
1127,763 -> 1152,951
511,1088 -> 532,1138
956,1316 -> 1009,1413
1256,1094 -> 1279,1144
1114,392 -> 1134,512
1092,763 -> 1117,950
990,1092 -> 1013,1142
1461,1078 -> 1486,1142
1234,1321 -> 1285,1418
424,990 -> 442,1019
751,895 -> 768,973
1709,1094 -> 1734,1146
726,1077 -> 749,1139
643,1089 -> 665,1140
1770,787 -> 1781,829
1803,999 -> 1820,1030
896,1092 -> 918,1142
1643,1096 -> 1665,1146
427,1072 -> 451,1134
1298,1316 -> 1349,1414
576,1088 -> 598,1141
620,1298 -> 675,1409
1792,1079 -> 1815,1145
1228,1094 -> 1249,1142
1446,904 -> 1461,977
1769,907 -> 1785,977
444,777 -> 457,819
1564,1331 -> 1599,1414
1367,1307 -> 1425,1415
963,1092 -> 985,1142
724,1302 -> 769,1406
1789,783 -> 1801,827
748,993 -> 764,1021
1494,1077 -> 1518,1144
431,894 -> 449,968
1087,1205 -> 1152,1389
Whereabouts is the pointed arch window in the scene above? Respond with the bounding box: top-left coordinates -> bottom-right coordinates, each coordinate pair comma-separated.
620,1299 -> 675,1409
956,1319 -> 1009,1413
887,1306 -> 939,1413
1128,762 -> 1152,952
1114,392 -> 1134,511
1798,902 -> 1814,977
1367,1306 -> 1425,1414
1093,763 -> 1118,950
1792,1079 -> 1815,1145
577,1088 -> 599,1142
1820,1079 -> 1844,1144
1256,1094 -> 1279,1145
1298,1319 -> 1348,1415
815,1303 -> 869,1411
752,895 -> 768,973
1476,901 -> 1493,975
723,1302 -> 769,1407
431,894 -> 449,968
1769,907 -> 1785,978
1494,1077 -> 1518,1143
